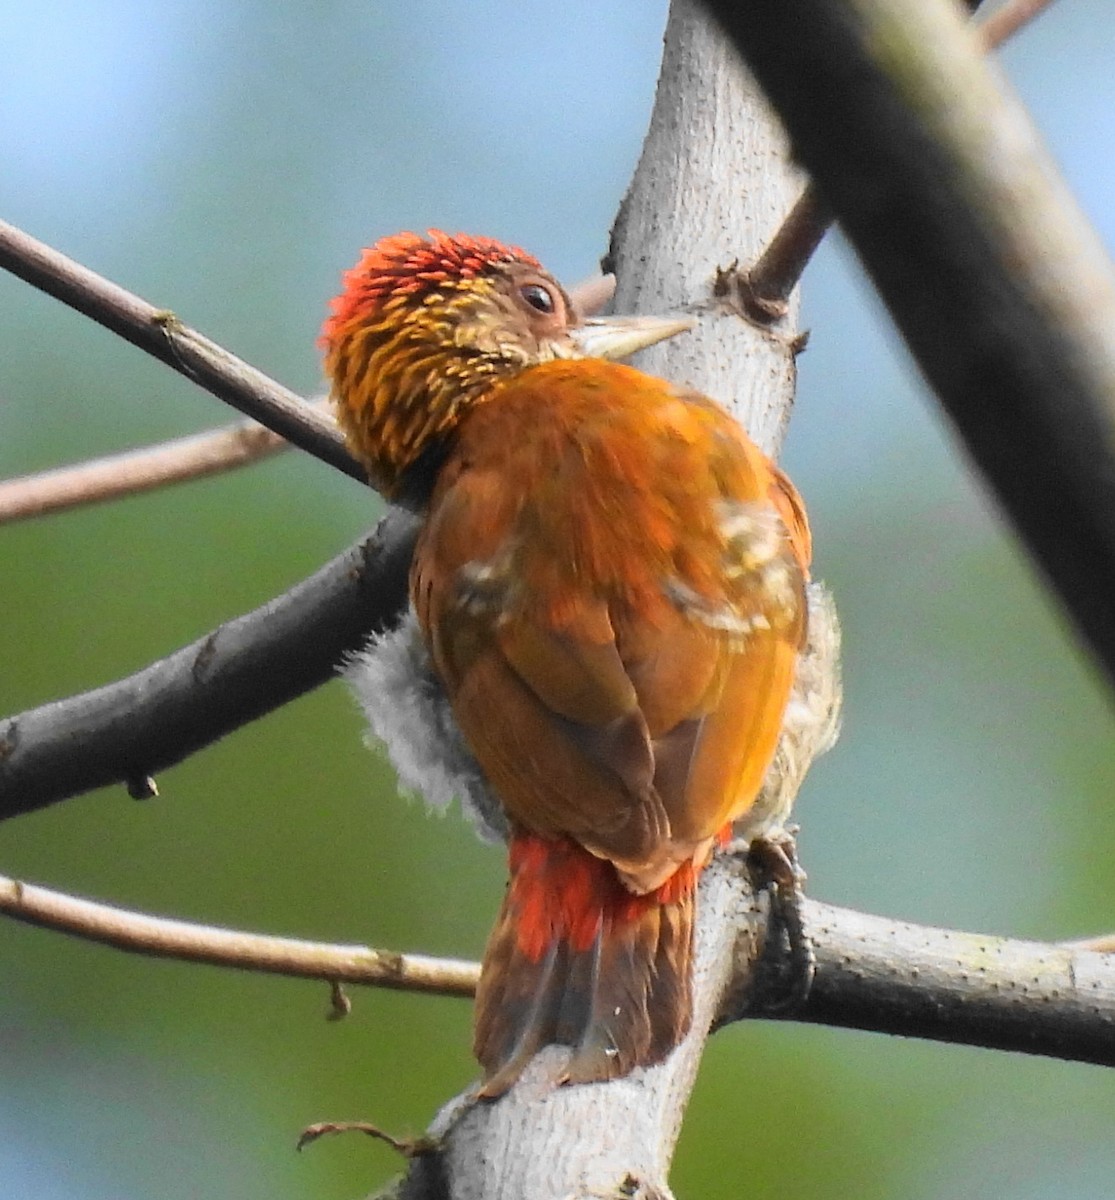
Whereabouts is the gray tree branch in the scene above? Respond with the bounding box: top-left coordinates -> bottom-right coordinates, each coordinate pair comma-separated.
0,406 -> 312,525
739,0 -> 1045,314
0,510 -> 417,814
746,898 -> 1115,1068
0,869 -> 478,998
386,875 -> 1115,1200
702,0 -> 1115,691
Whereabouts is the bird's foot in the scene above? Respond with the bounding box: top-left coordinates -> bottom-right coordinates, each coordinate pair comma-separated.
747,831 -> 815,1013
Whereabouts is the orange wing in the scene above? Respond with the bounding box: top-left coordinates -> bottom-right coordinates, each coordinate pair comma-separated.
412,359 -> 808,891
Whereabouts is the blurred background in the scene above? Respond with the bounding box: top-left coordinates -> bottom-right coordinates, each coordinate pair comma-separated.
2,2 -> 1115,1197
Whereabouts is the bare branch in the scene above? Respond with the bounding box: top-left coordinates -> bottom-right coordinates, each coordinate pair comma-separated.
0,217 -> 363,481
743,899 -> 1115,1069
569,271 -> 617,317
742,0 -> 1058,314
0,871 -> 478,997
298,1121 -> 436,1157
6,851 -> 1112,1066
0,509 -> 419,817
702,0 -> 1115,691
0,408 -> 304,525
740,187 -> 833,319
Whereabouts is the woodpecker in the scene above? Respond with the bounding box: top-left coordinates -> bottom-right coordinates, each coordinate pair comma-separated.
323,230 -> 840,1095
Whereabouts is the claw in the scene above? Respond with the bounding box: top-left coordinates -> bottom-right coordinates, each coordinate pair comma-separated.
748,834 -> 815,1013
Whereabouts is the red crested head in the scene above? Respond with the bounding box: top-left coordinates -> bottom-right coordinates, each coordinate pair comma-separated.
319,229 -> 542,354
320,228 -> 689,504
320,228 -> 573,501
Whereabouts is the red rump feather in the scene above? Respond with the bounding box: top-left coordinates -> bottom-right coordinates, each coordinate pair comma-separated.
509,834 -> 696,959
319,229 -> 541,352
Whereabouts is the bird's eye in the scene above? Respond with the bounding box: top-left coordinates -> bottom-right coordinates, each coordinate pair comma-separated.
520,283 -> 556,314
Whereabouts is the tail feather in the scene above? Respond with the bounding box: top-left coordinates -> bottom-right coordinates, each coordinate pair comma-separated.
474,833 -> 695,1096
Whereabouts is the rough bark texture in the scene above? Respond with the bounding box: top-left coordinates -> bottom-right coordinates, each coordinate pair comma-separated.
745,900 -> 1115,1066
390,2 -> 806,1195
609,0 -> 804,459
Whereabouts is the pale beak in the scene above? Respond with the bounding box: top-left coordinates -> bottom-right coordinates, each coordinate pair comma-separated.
571,314 -> 695,361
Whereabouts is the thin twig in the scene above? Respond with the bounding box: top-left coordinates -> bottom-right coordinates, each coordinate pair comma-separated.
297,1121 -> 437,1157
569,272 -> 617,317
742,0 -> 1056,313
740,188 -> 833,320
0,871 -> 479,996
0,406 -> 313,525
0,218 -> 362,481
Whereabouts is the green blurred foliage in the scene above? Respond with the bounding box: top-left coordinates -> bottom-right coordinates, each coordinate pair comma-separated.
3,2 -> 1115,1198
